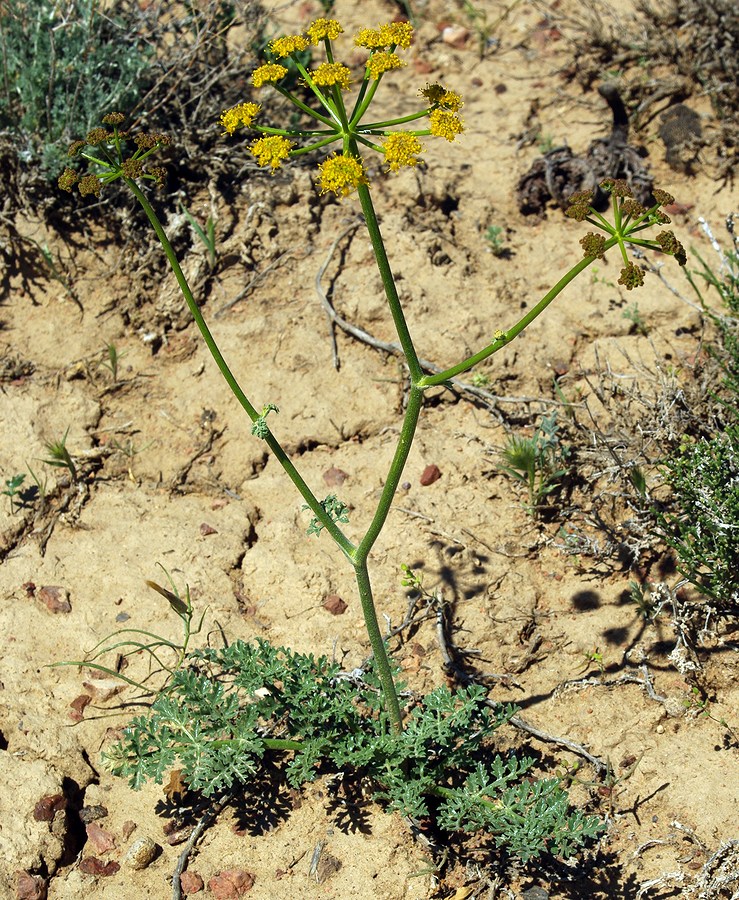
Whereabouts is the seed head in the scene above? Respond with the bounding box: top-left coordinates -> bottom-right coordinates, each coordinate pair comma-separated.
134,132 -> 171,150
250,135 -> 294,172
78,174 -> 102,197
652,188 -> 675,207
101,111 -> 125,126
121,157 -> 144,179
58,167 -> 80,192
429,109 -> 463,142
383,132 -> 424,172
565,190 -> 594,221
601,178 -> 632,198
85,128 -> 110,146
618,261 -> 645,290
318,154 -> 368,197
307,17 -> 343,43
655,231 -> 687,265
67,140 -> 85,157
148,166 -> 167,188
621,198 -> 647,219
579,232 -> 606,259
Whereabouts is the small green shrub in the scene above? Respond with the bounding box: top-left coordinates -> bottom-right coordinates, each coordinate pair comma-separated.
106,638 -> 602,862
0,0 -> 150,174
658,428 -> 739,615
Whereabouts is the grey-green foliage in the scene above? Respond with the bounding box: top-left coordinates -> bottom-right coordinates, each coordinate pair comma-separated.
0,0 -> 150,173
661,219 -> 739,615
105,639 -> 603,862
658,427 -> 739,614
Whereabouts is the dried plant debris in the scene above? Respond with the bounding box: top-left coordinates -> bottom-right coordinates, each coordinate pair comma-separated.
561,0 -> 738,182
517,83 -> 652,216
658,105 -> 703,174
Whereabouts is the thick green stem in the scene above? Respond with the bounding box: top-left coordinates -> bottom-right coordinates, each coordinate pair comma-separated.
419,237 -> 619,387
354,562 -> 404,731
125,179 -> 355,558
355,179 -> 423,382
356,385 -> 423,564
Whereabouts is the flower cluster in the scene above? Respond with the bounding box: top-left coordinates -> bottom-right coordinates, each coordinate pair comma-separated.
567,180 -> 686,290
58,113 -> 169,198
219,17 -> 464,197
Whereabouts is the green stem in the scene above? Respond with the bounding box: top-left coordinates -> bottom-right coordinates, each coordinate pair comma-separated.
351,388 -> 424,733
356,385 -> 423,563
419,239 -> 619,387
355,179 -> 423,382
354,561 -> 404,731
359,109 -> 430,130
125,179 -> 355,558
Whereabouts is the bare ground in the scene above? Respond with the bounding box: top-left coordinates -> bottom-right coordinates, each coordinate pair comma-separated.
1,0 -> 737,897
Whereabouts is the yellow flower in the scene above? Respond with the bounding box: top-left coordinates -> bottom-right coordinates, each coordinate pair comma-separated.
366,51 -> 405,80
354,27 -> 387,50
318,154 -> 368,197
307,17 -> 343,43
355,21 -> 413,49
439,89 -> 463,112
311,62 -> 351,90
429,108 -> 464,142
250,135 -> 294,172
383,133 -> 424,172
379,21 -> 413,49
219,102 -> 261,135
269,34 -> 309,58
421,83 -> 463,111
251,63 -> 288,88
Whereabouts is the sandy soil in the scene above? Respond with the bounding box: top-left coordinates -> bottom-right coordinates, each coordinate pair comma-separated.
1,0 -> 737,897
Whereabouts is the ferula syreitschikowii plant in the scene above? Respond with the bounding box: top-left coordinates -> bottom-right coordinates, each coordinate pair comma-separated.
58,16 -> 689,863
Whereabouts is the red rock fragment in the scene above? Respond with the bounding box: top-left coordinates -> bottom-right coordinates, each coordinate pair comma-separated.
79,857 -> 120,876
420,464 -> 442,486
322,594 -> 347,615
15,870 -> 47,900
33,794 -> 66,822
70,694 -> 92,717
199,522 -> 218,536
86,822 -> 116,853
180,871 -> 204,895
208,870 -> 255,898
121,820 -> 136,840
322,466 -> 348,487
37,585 -> 71,614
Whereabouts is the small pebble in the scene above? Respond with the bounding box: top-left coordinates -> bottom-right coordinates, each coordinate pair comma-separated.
656,724 -> 665,734
79,805 -> 108,825
323,594 -> 347,616
180,871 -> 204,895
420,464 -> 442,486
125,836 -> 159,870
